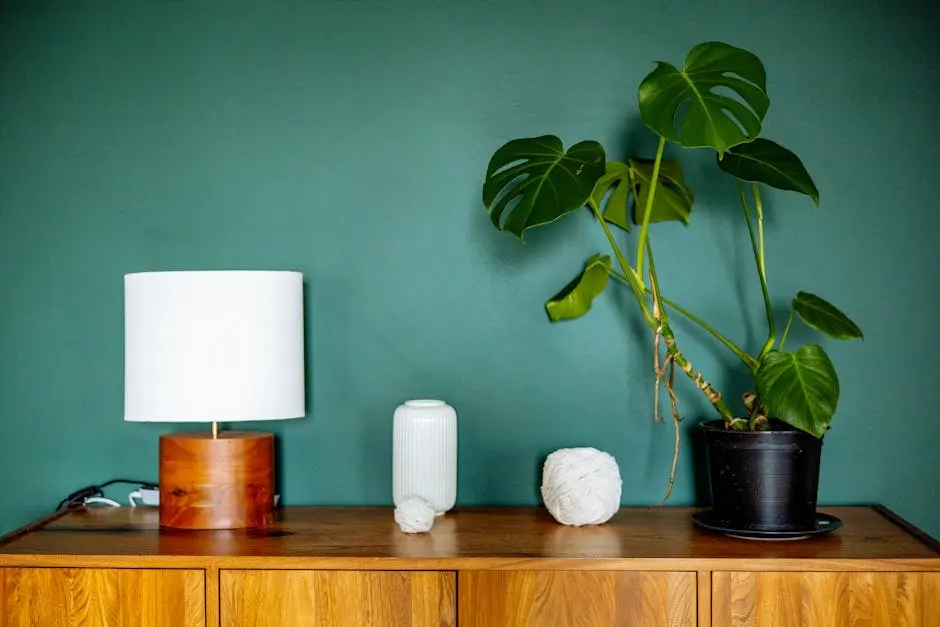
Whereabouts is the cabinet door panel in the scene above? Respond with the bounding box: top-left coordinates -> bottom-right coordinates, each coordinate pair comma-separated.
0,567 -> 205,627
713,571 -> 940,627
221,570 -> 455,627
458,570 -> 695,627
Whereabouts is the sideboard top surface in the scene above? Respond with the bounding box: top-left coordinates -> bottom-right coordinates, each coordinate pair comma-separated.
1,506 -> 938,571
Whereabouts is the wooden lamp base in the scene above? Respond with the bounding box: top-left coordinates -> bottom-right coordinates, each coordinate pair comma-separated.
158,430 -> 275,530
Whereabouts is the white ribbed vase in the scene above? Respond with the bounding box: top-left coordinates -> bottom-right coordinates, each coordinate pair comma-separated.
393,399 -> 457,514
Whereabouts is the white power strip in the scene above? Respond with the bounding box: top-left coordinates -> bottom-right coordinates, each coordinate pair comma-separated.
125,489 -> 280,507
129,487 -> 160,506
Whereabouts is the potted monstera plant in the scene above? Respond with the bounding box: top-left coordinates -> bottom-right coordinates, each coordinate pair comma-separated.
481,42 -> 863,534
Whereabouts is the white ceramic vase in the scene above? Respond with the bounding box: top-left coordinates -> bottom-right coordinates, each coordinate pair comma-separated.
393,399 -> 457,514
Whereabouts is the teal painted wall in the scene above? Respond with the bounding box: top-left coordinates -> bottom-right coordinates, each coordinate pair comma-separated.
2,1 -> 938,537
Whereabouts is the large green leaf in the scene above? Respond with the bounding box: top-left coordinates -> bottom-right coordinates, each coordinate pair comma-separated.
483,136 -> 606,240
793,292 -> 864,340
591,159 -> 694,232
630,158 -> 694,225
545,254 -> 611,322
756,346 -> 840,438
638,41 -> 769,155
717,138 -> 819,204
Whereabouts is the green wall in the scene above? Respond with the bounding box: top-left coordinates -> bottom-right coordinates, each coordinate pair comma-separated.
2,1 -> 938,537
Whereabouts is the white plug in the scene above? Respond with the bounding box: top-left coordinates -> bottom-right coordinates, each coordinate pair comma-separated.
84,497 -> 121,507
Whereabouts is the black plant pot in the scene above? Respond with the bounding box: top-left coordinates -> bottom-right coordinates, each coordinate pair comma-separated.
701,419 -> 823,532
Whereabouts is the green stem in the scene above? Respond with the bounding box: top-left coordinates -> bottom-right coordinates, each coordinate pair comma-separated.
779,307 -> 794,351
635,136 -> 667,284
739,181 -> 776,359
609,268 -> 630,283
658,318 -> 736,424
654,293 -> 759,373
647,241 -> 736,424
754,183 -> 766,279
646,240 -> 667,325
588,199 -> 655,328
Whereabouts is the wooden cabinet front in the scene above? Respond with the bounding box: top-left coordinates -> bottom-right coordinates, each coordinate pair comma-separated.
220,569 -> 456,627
712,571 -> 940,627
458,570 -> 696,627
0,567 -> 205,626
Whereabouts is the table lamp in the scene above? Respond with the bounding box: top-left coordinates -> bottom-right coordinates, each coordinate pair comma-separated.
124,270 -> 305,530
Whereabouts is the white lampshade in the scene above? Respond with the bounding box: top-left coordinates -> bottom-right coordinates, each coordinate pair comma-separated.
124,270 -> 305,423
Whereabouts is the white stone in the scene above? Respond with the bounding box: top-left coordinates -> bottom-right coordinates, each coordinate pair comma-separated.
394,495 -> 437,533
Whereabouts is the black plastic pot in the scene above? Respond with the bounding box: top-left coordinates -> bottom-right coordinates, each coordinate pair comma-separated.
701,419 -> 823,532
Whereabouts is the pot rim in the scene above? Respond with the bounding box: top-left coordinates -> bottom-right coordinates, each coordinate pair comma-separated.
698,418 -> 820,437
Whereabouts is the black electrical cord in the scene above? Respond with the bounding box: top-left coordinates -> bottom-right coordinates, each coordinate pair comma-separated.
56,478 -> 158,511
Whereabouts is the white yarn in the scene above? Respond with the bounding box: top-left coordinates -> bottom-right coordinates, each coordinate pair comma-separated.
394,495 -> 436,533
540,447 -> 622,526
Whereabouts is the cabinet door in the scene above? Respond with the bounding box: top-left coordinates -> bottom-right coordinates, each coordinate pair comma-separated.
0,567 -> 205,626
220,570 -> 455,627
713,571 -> 940,626
458,571 -> 695,627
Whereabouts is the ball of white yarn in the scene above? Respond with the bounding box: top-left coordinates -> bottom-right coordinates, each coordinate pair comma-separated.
394,495 -> 437,533
540,447 -> 622,526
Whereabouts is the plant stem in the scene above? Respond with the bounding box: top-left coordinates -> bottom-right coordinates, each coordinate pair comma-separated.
609,268 -> 631,283
738,181 -> 776,359
610,268 -> 759,372
658,316 -> 737,424
779,307 -> 794,351
654,292 -> 759,373
646,242 -> 682,502
647,241 -> 736,425
634,136 -> 667,285
588,199 -> 655,327
754,183 -> 766,279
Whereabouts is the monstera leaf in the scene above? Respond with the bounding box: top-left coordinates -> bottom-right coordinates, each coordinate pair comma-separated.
591,162 -> 634,231
591,159 -> 694,232
793,292 -> 864,340
630,158 -> 694,225
717,138 -> 819,204
483,136 -> 606,240
545,254 -> 611,322
638,41 -> 769,155
756,345 -> 839,438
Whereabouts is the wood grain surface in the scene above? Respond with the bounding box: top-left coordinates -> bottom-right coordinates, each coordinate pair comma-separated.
698,570 -> 712,627
712,571 -> 940,626
220,569 -> 455,627
2,506 -> 937,572
1,506 -> 939,627
459,570 -> 695,627
0,567 -> 204,626
159,430 -> 274,530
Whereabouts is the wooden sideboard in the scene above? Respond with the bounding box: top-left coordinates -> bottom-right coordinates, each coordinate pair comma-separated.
1,505 -> 939,626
